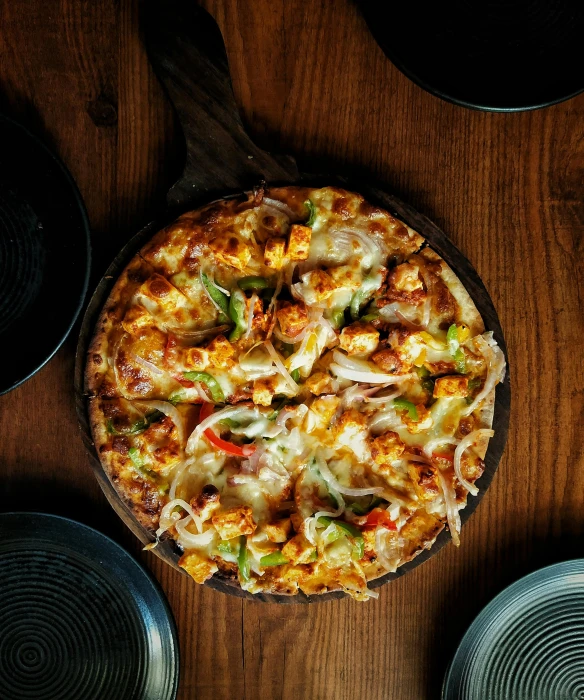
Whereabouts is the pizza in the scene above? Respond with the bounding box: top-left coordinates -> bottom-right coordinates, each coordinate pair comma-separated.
86,185 -> 506,600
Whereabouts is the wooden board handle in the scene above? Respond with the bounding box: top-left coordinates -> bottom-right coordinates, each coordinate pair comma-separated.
142,0 -> 299,209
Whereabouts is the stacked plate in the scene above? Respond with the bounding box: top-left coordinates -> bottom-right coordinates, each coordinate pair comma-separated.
443,560 -> 584,699
0,513 -> 178,700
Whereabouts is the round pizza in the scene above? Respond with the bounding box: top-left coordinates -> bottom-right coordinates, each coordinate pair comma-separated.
85,185 -> 506,600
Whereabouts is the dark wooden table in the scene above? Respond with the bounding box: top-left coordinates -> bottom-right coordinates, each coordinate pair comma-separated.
1,1 -> 583,698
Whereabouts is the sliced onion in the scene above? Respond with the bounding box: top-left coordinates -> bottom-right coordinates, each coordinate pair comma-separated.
194,382 -> 213,403
276,404 -> 308,429
437,470 -> 461,546
284,262 -> 297,290
332,350 -> 377,373
331,227 -> 380,262
463,334 -> 506,417
364,388 -> 401,404
130,352 -> 165,376
266,273 -> 284,340
453,429 -> 493,496
208,276 -> 230,296
395,310 -> 424,331
186,405 -> 250,453
362,588 -> 380,599
264,340 -> 299,393
262,197 -> 296,219
157,498 -> 203,537
375,527 -> 401,572
422,436 -> 460,459
175,518 -> 216,548
318,459 -> 383,497
244,292 -> 258,339
134,400 -> 186,446
330,363 -> 415,385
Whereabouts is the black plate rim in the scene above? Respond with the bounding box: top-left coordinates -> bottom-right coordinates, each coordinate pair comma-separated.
358,5 -> 584,113
441,558 -> 584,698
0,114 -> 92,396
74,175 -> 510,603
0,510 -> 180,700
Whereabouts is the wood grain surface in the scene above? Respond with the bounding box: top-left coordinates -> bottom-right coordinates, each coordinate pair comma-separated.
0,1 -> 582,698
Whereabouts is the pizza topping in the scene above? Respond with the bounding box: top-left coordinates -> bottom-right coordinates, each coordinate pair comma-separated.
183,371 -> 225,403
200,271 -> 230,322
263,237 -> 287,270
304,199 -> 317,227
453,429 -> 494,496
89,186 -> 506,600
286,224 -> 312,260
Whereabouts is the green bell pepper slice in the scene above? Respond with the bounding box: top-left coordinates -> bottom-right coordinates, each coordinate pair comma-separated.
228,289 -> 248,342
107,410 -> 163,436
304,199 -> 317,226
238,276 -> 269,291
237,536 -> 251,582
183,371 -> 225,403
329,308 -> 346,329
201,272 -> 230,322
393,398 -> 419,421
260,552 -> 290,567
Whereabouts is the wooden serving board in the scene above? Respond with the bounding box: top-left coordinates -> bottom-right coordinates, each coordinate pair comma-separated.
75,0 -> 510,603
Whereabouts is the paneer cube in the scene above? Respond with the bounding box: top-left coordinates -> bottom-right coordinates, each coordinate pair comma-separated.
370,431 -> 405,465
139,274 -> 187,313
433,375 -> 469,398
190,484 -> 221,521
206,334 -> 235,368
253,377 -> 277,406
333,409 -> 370,462
257,518 -> 292,543
305,371 -> 335,396
264,237 -> 287,270
122,304 -> 155,335
328,265 -> 362,291
407,462 -> 440,503
286,224 -> 312,260
276,302 -> 309,338
183,347 -> 209,370
389,263 -> 423,293
339,322 -> 379,356
209,234 -> 251,270
302,269 -> 336,303
179,550 -> 218,584
308,395 -> 341,431
281,533 -> 316,564
372,347 -> 407,374
212,506 -> 257,540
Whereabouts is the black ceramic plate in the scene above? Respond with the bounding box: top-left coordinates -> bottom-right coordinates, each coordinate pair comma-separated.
443,560 -> 584,699
0,116 -> 91,395
0,513 -> 179,700
359,0 -> 584,111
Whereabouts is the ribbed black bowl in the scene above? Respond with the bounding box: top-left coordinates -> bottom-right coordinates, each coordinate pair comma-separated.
0,116 -> 90,394
0,513 -> 178,700
443,560 -> 584,699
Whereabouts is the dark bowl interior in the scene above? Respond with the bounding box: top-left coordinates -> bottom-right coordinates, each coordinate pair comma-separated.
0,115 -> 90,395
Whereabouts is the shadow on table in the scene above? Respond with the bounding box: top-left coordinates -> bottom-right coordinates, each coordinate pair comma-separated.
426,533 -> 584,699
0,470 -> 138,553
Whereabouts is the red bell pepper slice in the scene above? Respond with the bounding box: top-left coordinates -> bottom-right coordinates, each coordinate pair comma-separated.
198,403 -> 256,457
365,508 -> 397,530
